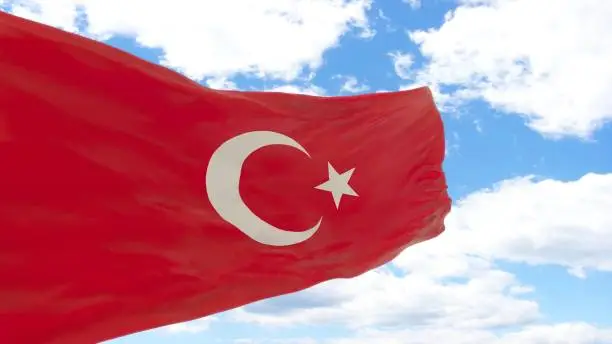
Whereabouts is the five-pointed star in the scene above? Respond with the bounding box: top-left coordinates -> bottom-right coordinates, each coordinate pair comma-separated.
315,163 -> 358,209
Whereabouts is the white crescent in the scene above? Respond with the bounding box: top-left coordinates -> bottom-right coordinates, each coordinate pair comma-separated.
205,131 -> 322,246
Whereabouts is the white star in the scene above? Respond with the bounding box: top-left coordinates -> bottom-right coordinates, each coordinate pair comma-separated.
314,163 -> 358,209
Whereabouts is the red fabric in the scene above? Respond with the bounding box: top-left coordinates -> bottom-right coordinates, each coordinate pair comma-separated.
0,12 -> 451,344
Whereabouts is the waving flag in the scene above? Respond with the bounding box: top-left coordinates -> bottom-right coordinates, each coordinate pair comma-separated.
0,12 -> 451,344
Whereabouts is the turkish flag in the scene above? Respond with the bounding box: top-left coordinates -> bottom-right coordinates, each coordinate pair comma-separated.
0,12 -> 450,344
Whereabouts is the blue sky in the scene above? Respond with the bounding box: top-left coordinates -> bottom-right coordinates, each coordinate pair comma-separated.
3,0 -> 611,343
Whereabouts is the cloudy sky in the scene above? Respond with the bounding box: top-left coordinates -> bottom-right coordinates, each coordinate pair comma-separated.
2,0 -> 611,343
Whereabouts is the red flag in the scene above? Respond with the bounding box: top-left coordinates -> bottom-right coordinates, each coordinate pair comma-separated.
0,12 -> 450,344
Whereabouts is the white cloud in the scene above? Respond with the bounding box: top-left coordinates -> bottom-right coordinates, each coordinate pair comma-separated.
445,131 -> 460,157
473,119 -> 483,132
338,75 -> 369,93
399,82 -> 456,113
228,172 -> 612,342
389,51 -> 414,79
266,84 -> 326,96
162,317 -> 217,334
398,173 -> 612,279
6,0 -> 82,33
102,316 -> 218,342
357,26 -> 376,39
403,0 -> 422,10
389,52 -> 458,111
228,323 -> 612,344
324,323 -> 612,344
3,0 -> 372,81
377,9 -> 390,21
231,265 -> 539,329
408,0 -> 612,138
205,76 -> 238,90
